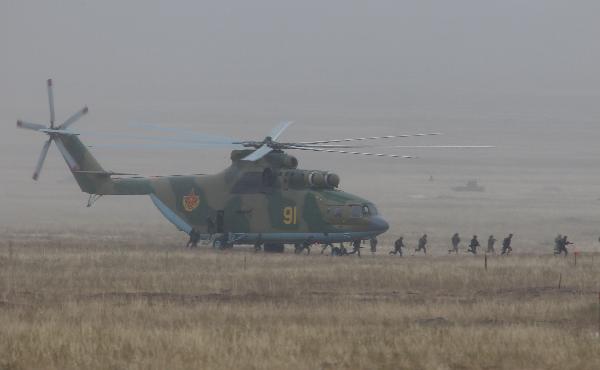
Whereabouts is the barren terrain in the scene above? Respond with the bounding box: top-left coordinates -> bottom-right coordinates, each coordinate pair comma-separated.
1,229 -> 599,370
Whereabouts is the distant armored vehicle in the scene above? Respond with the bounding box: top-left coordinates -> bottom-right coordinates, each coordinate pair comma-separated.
451,179 -> 485,192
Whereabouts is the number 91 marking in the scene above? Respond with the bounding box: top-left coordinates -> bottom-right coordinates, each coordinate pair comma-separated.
283,206 -> 297,225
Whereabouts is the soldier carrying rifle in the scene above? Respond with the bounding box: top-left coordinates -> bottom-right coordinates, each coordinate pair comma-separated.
555,235 -> 573,256
390,236 -> 405,256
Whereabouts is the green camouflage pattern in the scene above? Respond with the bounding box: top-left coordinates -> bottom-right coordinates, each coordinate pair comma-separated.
55,134 -> 389,244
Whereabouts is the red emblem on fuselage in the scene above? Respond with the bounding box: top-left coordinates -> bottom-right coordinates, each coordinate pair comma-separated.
182,189 -> 200,212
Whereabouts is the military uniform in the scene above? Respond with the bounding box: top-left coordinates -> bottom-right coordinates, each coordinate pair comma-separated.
332,242 -> 348,256
295,241 -> 312,255
348,239 -> 362,257
487,235 -> 496,254
556,235 -> 572,256
415,234 -> 427,254
186,228 -> 200,248
449,233 -> 460,254
321,242 -> 334,254
501,234 -> 513,255
467,235 -> 480,254
553,234 -> 562,255
370,238 -> 378,253
390,237 -> 405,256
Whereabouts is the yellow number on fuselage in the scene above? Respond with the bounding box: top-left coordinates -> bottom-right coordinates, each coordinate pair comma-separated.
283,206 -> 297,225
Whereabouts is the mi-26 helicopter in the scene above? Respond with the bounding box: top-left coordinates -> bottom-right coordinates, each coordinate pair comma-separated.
17,80 -> 490,252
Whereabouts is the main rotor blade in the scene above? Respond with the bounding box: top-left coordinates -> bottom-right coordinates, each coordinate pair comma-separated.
317,144 -> 496,149
288,146 -> 414,159
129,123 -> 240,143
59,106 -> 88,130
242,145 -> 273,161
88,142 -> 242,150
281,143 -> 360,149
76,130 -> 241,145
387,145 -> 495,149
17,120 -> 47,131
269,121 -> 293,140
298,132 -> 442,145
47,79 -> 55,128
33,138 -> 52,180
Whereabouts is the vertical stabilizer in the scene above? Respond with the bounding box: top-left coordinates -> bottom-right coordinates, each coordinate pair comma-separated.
53,133 -> 112,194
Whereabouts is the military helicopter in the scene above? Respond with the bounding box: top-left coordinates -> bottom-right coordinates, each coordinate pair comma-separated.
17,80 -> 488,252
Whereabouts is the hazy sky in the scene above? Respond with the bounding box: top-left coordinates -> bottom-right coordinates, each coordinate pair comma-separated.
3,0 -> 600,107
2,1 -> 599,229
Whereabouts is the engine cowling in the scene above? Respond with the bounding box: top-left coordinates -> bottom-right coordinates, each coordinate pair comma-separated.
325,173 -> 340,188
307,172 -> 326,187
283,169 -> 340,189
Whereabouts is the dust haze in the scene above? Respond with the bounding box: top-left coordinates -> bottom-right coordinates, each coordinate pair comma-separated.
2,0 -> 600,251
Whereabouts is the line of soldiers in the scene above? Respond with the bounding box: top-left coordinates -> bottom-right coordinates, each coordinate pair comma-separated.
186,230 -> 579,256
389,234 -> 428,256
447,233 -> 513,255
321,240 -> 364,257
389,233 -> 514,256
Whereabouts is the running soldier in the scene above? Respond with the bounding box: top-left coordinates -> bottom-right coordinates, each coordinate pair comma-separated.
449,233 -> 460,254
348,239 -> 362,257
370,237 -> 378,254
556,235 -> 573,256
332,242 -> 349,256
186,228 -> 200,248
321,242 -> 334,254
295,241 -> 312,255
415,234 -> 428,254
501,233 -> 513,255
553,234 -> 562,255
390,237 -> 405,256
467,235 -> 480,254
487,235 -> 496,254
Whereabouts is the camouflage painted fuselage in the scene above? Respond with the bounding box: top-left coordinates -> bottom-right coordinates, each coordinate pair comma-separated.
57,134 -> 389,244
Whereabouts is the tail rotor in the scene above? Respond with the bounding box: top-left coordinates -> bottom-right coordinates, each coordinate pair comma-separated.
47,79 -> 55,129
16,79 -> 88,180
33,139 -> 52,181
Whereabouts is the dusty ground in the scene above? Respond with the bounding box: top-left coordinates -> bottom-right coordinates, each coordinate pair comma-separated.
1,230 -> 599,370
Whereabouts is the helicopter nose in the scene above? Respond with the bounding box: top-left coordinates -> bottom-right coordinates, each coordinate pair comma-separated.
369,216 -> 389,233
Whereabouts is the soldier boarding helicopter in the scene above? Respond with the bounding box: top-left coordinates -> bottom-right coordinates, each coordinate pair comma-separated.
17,79 -> 491,252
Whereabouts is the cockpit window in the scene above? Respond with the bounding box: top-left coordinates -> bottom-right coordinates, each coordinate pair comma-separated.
350,204 -> 376,218
362,205 -> 370,217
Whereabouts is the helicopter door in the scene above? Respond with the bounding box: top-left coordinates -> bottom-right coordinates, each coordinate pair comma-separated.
216,210 -> 225,233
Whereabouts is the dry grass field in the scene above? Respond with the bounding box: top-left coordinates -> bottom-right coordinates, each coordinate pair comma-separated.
1,230 -> 599,370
